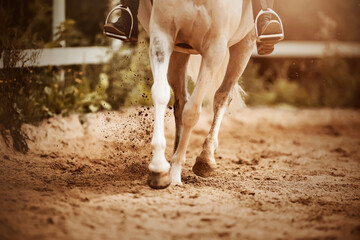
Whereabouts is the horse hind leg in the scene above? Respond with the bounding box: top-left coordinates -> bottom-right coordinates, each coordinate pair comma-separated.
193,30 -> 256,177
170,39 -> 228,185
168,52 -> 190,153
147,29 -> 174,189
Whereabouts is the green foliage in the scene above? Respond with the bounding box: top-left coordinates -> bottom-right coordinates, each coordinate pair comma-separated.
0,62 -> 112,153
104,26 -> 154,108
0,67 -> 33,153
0,1 -> 113,153
0,1 -> 47,153
38,66 -> 111,116
45,19 -> 90,48
242,57 -> 360,108
310,57 -> 360,108
66,0 -> 109,46
0,0 -> 52,49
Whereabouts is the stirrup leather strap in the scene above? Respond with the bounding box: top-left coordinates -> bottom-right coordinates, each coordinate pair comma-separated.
105,4 -> 134,40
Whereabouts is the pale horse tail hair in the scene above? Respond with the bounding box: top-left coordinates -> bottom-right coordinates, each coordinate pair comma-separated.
187,53 -> 246,109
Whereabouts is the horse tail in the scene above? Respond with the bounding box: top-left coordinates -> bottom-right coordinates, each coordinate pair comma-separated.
232,82 -> 247,108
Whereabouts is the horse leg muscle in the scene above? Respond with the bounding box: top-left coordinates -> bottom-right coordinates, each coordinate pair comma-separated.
193,30 -> 256,177
168,52 -> 190,153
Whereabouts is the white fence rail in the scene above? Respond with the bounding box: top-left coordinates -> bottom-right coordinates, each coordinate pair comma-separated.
0,47 -> 113,68
1,41 -> 360,68
253,41 -> 360,58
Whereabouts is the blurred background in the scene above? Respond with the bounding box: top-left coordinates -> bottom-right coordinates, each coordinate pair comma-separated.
0,0 -> 360,153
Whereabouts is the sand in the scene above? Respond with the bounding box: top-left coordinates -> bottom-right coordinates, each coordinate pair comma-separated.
0,106 -> 359,240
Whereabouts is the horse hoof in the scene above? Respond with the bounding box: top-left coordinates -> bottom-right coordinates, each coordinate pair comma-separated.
148,170 -> 171,189
192,156 -> 216,178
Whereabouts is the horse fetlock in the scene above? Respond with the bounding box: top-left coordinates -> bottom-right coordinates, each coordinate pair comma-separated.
203,137 -> 218,153
148,157 -> 170,173
170,163 -> 182,186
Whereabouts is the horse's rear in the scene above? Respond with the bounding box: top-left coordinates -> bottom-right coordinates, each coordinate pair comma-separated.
143,0 -> 256,188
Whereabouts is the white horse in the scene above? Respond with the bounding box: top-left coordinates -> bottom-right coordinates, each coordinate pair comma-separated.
138,0 -> 255,188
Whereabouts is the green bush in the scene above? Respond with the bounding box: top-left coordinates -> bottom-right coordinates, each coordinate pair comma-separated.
242,57 -> 360,108
104,26 -> 153,109
0,1 -> 113,153
0,62 -> 112,153
0,51 -> 40,153
0,1 -> 45,153
45,19 -> 90,48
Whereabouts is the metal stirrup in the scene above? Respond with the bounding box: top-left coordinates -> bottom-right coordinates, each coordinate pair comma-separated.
104,4 -> 134,40
255,8 -> 284,42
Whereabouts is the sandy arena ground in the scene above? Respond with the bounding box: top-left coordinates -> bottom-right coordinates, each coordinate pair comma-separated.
0,106 -> 359,240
